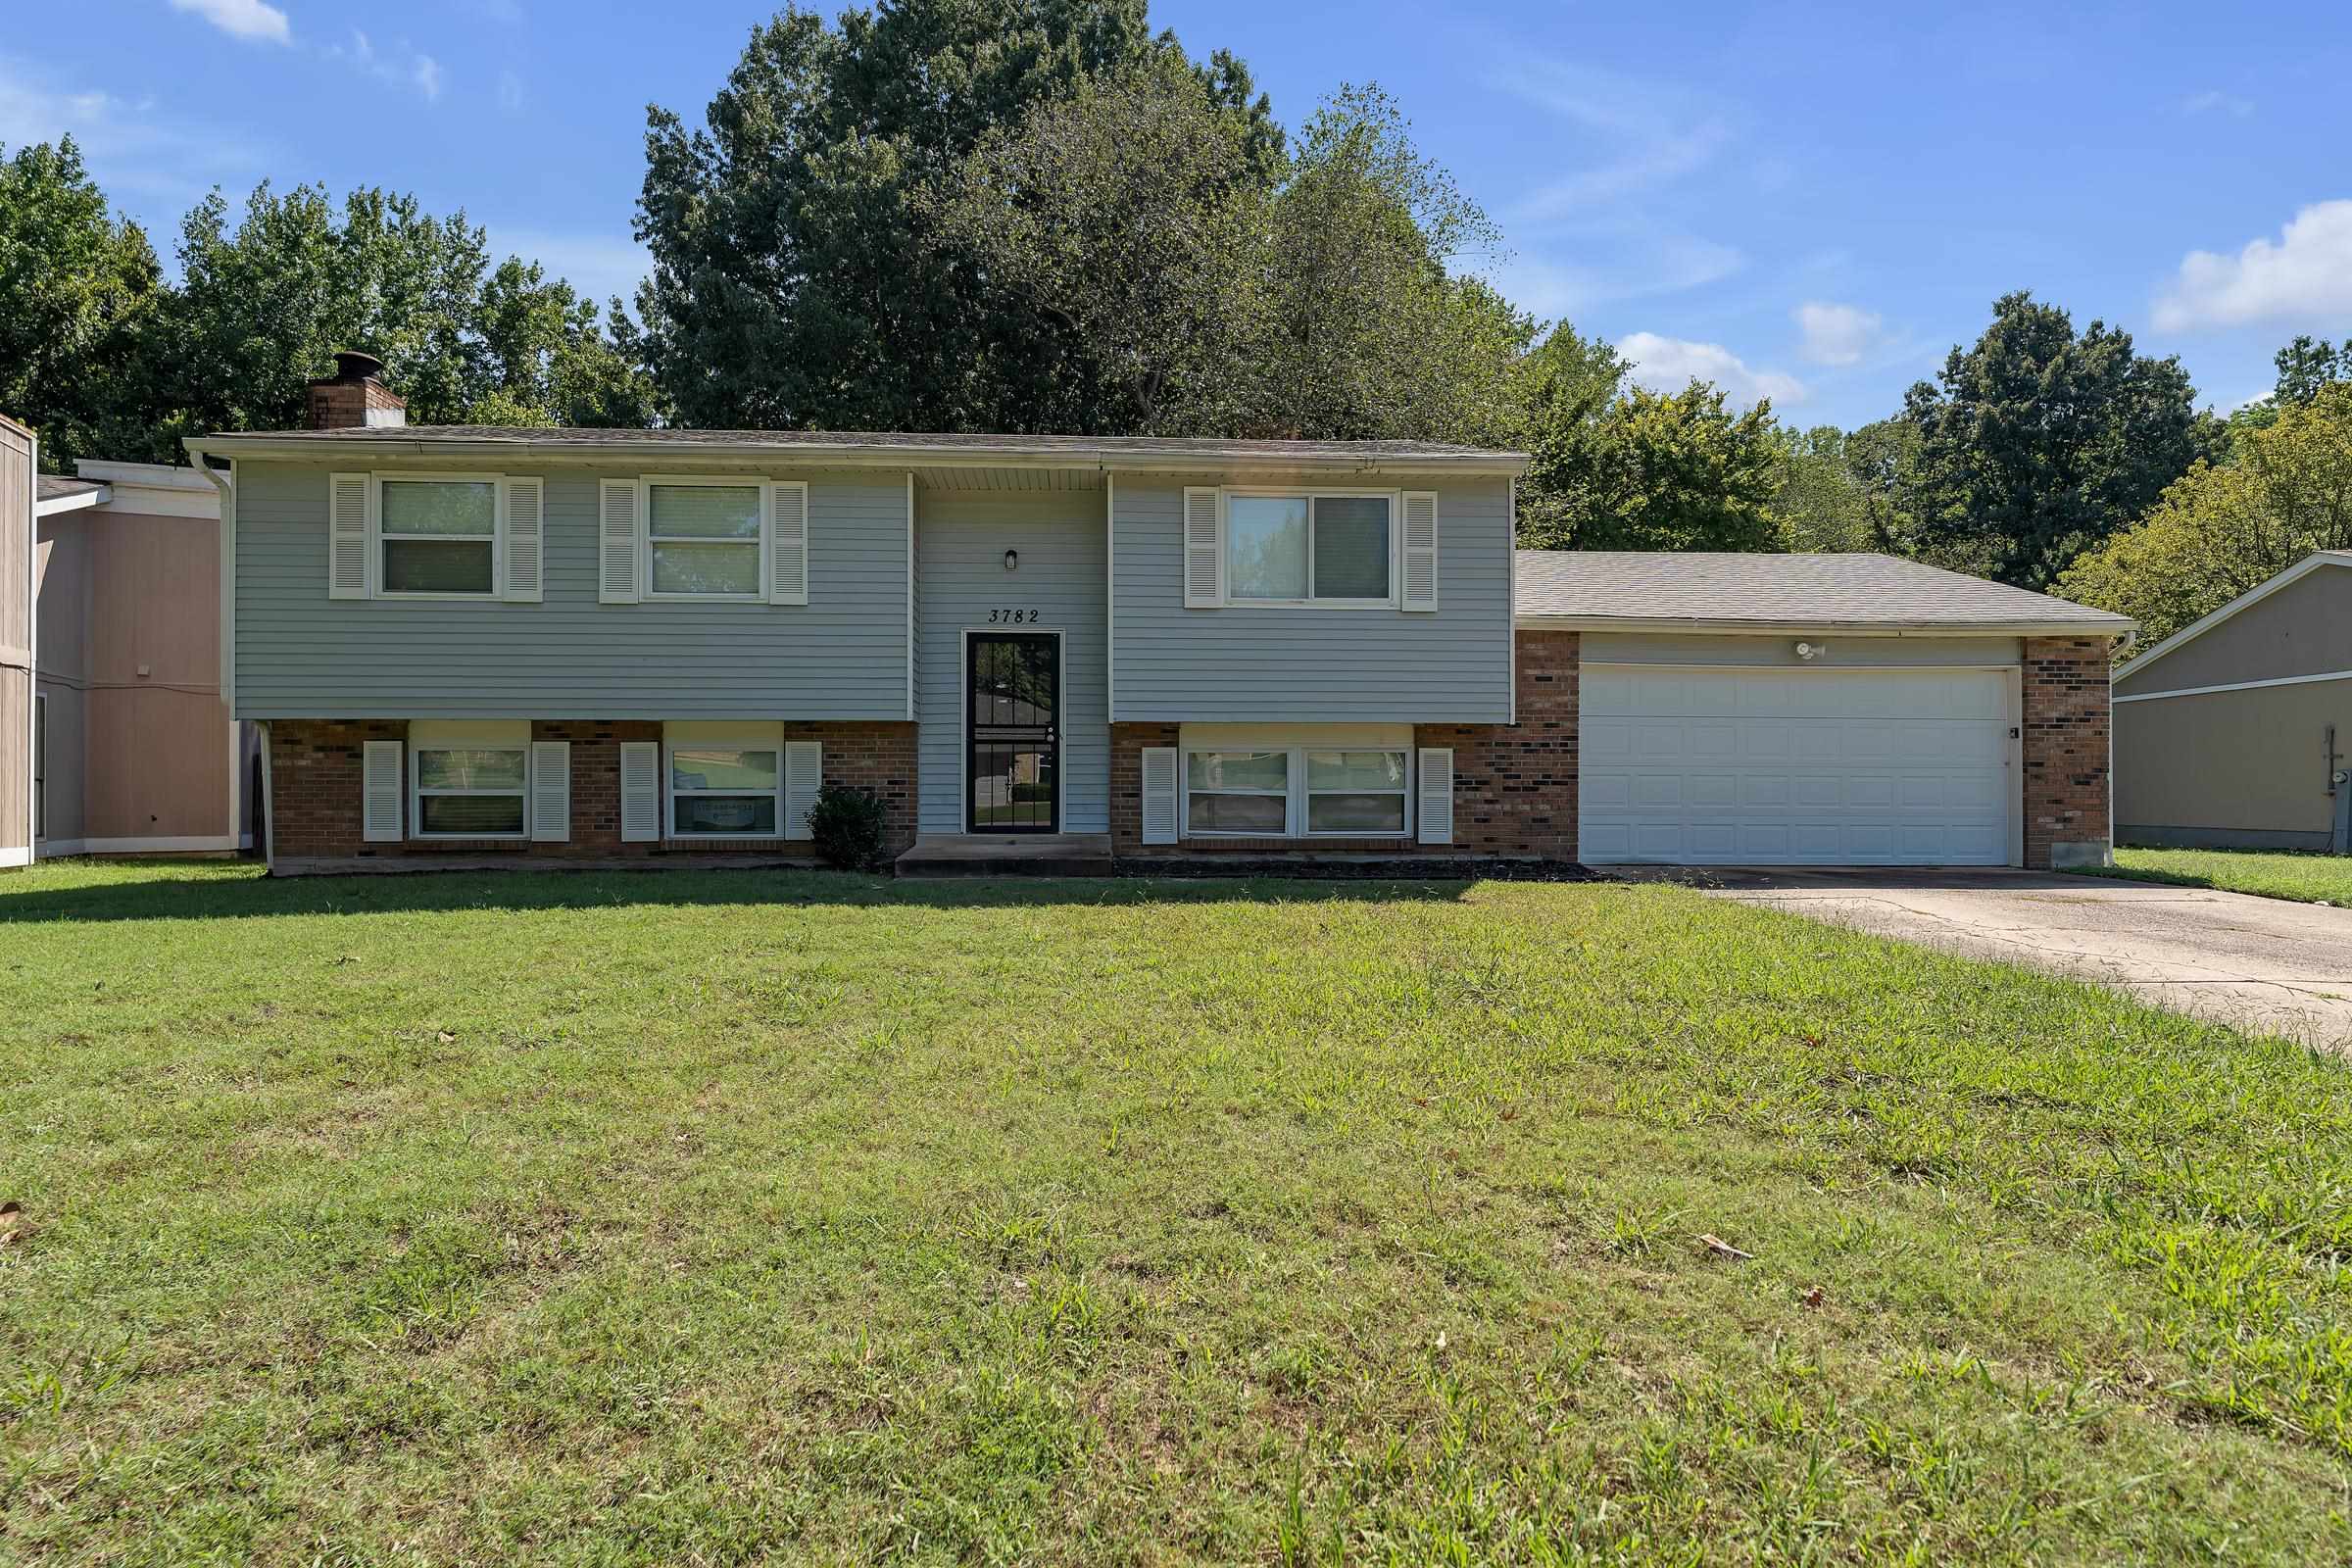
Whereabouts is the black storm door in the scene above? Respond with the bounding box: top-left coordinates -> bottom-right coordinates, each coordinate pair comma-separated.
967,632 -> 1060,833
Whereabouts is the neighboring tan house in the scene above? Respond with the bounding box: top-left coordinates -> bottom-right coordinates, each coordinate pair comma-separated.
190,355 -> 2131,875
2,417 -> 30,866
31,457 -> 253,858
2112,551 -> 2352,854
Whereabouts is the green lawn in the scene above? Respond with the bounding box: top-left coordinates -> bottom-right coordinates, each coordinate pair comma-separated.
5,860 -> 2352,1563
2087,845 -> 2352,906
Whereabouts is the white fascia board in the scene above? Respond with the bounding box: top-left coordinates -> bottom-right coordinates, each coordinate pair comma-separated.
186,436 -> 1532,479
2112,552 -> 2352,684
33,486 -> 108,517
1514,614 -> 2132,638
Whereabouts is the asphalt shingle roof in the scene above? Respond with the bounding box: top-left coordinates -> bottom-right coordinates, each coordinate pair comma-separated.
36,475 -> 103,502
206,425 -> 1523,466
1515,551 -> 2132,632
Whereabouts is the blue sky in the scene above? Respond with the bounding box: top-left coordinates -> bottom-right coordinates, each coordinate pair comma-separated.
6,0 -> 2351,429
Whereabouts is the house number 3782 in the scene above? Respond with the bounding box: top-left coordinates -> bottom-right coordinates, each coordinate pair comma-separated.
988,609 -> 1040,623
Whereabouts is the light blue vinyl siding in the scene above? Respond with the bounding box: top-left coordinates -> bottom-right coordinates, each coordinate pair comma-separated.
234,461 -> 911,718
915,489 -> 1109,833
1109,476 -> 1513,722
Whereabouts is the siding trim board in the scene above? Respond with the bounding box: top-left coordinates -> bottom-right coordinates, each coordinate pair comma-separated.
2113,667 -> 2352,704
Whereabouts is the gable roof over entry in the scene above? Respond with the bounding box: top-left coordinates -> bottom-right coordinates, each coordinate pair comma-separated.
1514,551 -> 2134,636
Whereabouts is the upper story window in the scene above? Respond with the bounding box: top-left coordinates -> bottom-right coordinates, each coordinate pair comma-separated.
600,476 -> 808,607
1184,486 -> 1438,612
326,471 -> 542,604
649,482 -> 764,598
1228,494 -> 1391,605
381,479 -> 497,595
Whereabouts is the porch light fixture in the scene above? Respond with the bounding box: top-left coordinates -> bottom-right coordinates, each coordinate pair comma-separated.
1004,549 -> 1019,571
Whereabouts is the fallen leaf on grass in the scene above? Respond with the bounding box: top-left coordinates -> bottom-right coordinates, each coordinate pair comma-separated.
1695,1234 -> 1753,1261
1801,1285 -> 1825,1308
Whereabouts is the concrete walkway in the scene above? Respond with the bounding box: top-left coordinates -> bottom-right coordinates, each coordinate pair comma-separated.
1605,866 -> 2352,1051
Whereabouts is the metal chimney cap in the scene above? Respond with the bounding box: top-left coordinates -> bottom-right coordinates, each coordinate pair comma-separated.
330,350 -> 386,383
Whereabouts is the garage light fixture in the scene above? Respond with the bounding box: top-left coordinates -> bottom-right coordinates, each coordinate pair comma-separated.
1794,641 -> 1827,661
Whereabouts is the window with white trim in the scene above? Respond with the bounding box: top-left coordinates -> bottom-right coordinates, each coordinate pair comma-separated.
668,744 -> 780,836
1185,751 -> 1291,836
647,481 -> 764,598
411,744 -> 528,838
1180,744 -> 1412,838
1226,492 -> 1393,606
1304,750 -> 1408,834
381,478 -> 498,596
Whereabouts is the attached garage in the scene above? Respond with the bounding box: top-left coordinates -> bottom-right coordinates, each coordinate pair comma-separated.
1514,552 -> 2134,869
1579,662 -> 2015,865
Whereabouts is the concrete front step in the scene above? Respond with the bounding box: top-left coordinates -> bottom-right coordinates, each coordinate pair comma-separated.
894,833 -> 1117,878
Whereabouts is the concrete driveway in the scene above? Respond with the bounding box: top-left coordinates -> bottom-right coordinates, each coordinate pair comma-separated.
1605,866 -> 2352,1051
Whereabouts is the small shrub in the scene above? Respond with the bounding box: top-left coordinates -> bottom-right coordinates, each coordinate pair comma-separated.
807,782 -> 887,870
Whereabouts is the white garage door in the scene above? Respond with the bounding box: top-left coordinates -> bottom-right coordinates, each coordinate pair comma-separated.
1579,664 -> 2016,865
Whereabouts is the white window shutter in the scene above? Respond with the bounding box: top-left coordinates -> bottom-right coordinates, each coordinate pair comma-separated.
503,476 -> 544,603
1417,747 -> 1453,846
618,741 -> 660,842
768,481 -> 809,606
1182,487 -> 1222,608
599,479 -> 640,604
328,473 -> 369,599
784,740 -> 821,840
529,740 -> 569,842
1401,491 -> 1439,612
363,740 -> 402,842
1141,747 -> 1179,845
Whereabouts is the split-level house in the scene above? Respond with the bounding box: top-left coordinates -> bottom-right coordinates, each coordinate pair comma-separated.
188,354 -> 2131,875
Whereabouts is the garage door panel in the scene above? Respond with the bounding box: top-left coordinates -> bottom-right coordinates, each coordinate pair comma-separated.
1580,663 -> 2014,866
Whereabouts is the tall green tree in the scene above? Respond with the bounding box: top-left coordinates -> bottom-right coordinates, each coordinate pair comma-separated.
634,0 -> 1278,431
1512,323 -> 1627,548
1899,291 -> 2220,589
1560,382 -> 1785,553
0,138 -> 165,469
2056,383 -> 2352,645
150,182 -> 657,454
928,61 -> 1270,434
1768,424 -> 1872,553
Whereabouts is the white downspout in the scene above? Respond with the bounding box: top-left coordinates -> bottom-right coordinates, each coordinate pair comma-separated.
185,443 -> 257,867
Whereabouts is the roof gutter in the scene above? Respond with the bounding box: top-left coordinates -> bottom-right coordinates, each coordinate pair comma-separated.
185,434 -> 1532,479
1514,613 -> 2135,638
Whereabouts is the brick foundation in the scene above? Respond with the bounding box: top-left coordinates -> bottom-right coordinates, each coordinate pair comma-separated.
2022,636 -> 2116,870
267,718 -> 917,861
1107,633 -> 1580,865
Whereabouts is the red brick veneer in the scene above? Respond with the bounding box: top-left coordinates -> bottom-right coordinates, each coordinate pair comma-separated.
2021,636 -> 2117,870
1106,631 -> 1582,863
266,718 -> 917,860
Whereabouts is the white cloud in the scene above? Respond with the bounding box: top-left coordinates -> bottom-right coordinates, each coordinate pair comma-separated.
326,29 -> 443,103
2183,88 -> 2253,117
168,0 -> 290,45
2155,200 -> 2352,330
1479,235 -> 1743,319
1618,332 -> 1805,409
497,70 -> 525,116
1492,58 -> 1733,222
0,54 -> 270,207
1792,301 -> 1885,367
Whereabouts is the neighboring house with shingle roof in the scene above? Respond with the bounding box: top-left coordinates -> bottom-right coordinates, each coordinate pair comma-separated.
185,353 -> 2130,876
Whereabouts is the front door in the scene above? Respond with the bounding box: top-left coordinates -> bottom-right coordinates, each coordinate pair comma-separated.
966,632 -> 1060,833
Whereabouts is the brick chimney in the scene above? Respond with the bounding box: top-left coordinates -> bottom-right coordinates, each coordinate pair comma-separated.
305,350 -> 408,430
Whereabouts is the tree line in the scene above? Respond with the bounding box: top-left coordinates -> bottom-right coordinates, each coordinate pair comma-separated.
4,0 -> 2344,645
